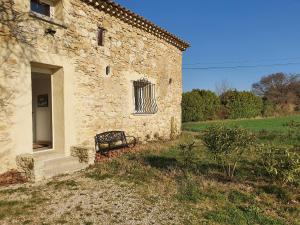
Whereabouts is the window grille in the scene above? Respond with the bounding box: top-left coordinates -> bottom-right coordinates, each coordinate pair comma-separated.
133,78 -> 158,114
30,0 -> 50,17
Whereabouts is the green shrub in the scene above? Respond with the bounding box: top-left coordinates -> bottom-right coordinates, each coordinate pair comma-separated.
202,125 -> 256,180
220,90 -> 263,119
182,89 -> 220,122
261,145 -> 300,185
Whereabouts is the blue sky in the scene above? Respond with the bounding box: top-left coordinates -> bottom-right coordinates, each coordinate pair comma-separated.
116,0 -> 300,92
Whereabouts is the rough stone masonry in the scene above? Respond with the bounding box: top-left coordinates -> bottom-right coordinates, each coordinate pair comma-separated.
0,0 -> 189,174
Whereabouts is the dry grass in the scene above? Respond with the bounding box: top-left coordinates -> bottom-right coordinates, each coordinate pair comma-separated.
0,132 -> 299,225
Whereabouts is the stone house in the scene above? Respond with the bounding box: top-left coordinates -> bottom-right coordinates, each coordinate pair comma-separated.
0,0 -> 189,180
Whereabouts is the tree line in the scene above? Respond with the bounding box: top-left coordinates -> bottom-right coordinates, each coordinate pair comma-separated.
182,73 -> 300,122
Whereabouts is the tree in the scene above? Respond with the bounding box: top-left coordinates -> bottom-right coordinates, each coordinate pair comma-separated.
215,79 -> 233,96
252,73 -> 300,112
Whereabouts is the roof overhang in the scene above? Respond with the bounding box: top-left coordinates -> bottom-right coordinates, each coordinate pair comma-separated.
81,0 -> 190,51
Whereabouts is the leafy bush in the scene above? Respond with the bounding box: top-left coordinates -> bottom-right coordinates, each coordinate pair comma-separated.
261,145 -> 300,185
182,89 -> 264,122
220,90 -> 263,119
202,125 -> 256,180
182,89 -> 220,122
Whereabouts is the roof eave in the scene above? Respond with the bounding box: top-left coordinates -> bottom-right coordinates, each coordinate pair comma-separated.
81,0 -> 190,51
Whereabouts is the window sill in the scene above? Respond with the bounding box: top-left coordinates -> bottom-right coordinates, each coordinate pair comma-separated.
132,113 -> 157,116
29,11 -> 67,29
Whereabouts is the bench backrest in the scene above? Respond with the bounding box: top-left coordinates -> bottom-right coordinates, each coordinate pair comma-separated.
95,131 -> 127,144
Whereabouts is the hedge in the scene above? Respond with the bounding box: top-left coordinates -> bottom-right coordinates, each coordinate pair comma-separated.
182,89 -> 220,122
220,90 -> 263,119
182,89 -> 263,122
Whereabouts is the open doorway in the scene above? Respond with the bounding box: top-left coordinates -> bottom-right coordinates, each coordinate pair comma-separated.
32,73 -> 53,151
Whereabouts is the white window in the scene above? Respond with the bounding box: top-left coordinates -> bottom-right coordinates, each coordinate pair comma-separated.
133,78 -> 158,114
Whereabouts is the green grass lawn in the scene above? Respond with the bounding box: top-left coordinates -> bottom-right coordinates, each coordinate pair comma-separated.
183,114 -> 300,133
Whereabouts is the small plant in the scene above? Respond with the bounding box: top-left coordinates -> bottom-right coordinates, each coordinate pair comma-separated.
71,146 -> 90,163
261,145 -> 300,185
283,120 -> 300,128
178,142 -> 197,170
202,125 -> 256,180
260,184 -> 292,202
46,180 -> 78,189
176,174 -> 201,203
257,129 -> 278,143
294,145 -> 300,151
283,120 -> 300,141
228,190 -> 254,204
205,204 -> 284,225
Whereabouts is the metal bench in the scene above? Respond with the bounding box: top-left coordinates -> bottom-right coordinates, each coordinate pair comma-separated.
95,131 -> 137,154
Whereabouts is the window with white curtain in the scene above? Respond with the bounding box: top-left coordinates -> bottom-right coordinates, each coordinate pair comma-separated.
133,78 -> 158,114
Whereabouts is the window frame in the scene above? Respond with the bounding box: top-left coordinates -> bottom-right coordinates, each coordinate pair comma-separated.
30,0 -> 51,17
132,78 -> 158,115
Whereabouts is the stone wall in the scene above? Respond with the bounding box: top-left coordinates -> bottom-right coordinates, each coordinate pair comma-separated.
69,0 -> 183,146
0,0 -> 183,172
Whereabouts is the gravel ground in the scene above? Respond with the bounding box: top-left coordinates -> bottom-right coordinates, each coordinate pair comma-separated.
0,170 -> 188,225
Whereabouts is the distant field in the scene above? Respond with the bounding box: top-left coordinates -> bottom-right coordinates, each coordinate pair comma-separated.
183,114 -> 300,133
